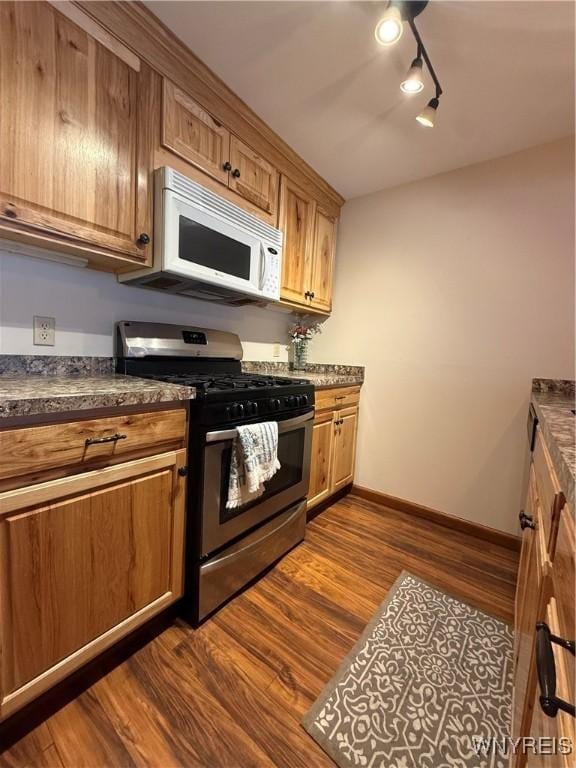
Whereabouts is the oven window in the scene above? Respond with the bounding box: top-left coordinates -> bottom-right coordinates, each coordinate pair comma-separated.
178,215 -> 251,279
220,428 -> 305,523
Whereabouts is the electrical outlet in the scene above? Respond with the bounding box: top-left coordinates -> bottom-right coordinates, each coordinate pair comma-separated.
33,316 -> 56,346
272,343 -> 280,358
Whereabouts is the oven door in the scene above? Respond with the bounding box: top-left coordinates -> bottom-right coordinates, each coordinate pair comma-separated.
200,411 -> 313,555
163,189 -> 269,299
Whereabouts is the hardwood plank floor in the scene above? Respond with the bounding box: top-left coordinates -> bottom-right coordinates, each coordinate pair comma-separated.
0,494 -> 518,768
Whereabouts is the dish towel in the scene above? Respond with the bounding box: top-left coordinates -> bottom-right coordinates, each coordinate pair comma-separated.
226,421 -> 281,509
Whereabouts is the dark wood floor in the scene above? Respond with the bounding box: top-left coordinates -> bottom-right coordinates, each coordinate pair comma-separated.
1,494 -> 519,768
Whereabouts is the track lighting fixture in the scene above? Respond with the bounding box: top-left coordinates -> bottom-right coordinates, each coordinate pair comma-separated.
375,1 -> 444,128
416,97 -> 439,127
400,56 -> 424,94
374,4 -> 403,46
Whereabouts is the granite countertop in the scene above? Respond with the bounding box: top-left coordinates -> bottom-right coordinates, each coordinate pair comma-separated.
0,356 -> 363,420
531,379 -> 575,509
241,361 -> 364,389
0,376 -> 195,419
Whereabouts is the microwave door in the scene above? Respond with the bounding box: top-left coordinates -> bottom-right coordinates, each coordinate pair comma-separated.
163,191 -> 263,295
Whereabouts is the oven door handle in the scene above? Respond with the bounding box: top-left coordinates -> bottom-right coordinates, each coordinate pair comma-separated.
205,410 -> 313,444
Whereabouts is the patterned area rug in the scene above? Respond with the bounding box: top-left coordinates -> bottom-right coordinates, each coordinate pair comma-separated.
303,572 -> 513,768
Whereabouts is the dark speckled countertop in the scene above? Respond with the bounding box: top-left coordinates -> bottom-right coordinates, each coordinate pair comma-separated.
241,361 -> 364,389
531,379 -> 575,509
0,355 -> 362,419
0,376 -> 195,419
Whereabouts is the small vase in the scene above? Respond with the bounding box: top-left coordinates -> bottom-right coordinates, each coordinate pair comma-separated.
292,340 -> 308,371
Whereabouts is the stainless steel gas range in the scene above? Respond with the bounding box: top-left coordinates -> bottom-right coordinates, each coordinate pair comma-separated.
115,321 -> 314,622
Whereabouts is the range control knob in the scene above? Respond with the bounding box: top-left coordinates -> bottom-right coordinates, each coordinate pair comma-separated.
286,395 -> 296,407
300,394 -> 309,406
270,398 -> 281,411
230,402 -> 245,419
247,401 -> 259,416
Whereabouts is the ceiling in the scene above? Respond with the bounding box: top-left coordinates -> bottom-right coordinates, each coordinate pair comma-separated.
145,1 -> 575,199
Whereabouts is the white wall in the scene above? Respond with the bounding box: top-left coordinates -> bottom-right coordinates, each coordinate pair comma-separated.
312,138 -> 575,534
0,251 -> 292,361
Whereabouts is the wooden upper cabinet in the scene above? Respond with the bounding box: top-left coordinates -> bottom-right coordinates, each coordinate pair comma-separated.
279,177 -> 316,306
278,176 -> 338,313
229,135 -> 279,216
0,1 -> 152,267
161,80 -> 279,218
162,80 -> 230,185
309,208 -> 337,312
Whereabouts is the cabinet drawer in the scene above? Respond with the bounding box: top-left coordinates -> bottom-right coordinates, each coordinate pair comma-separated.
526,597 -> 575,768
315,386 -> 361,412
533,431 -> 565,555
0,409 -> 187,484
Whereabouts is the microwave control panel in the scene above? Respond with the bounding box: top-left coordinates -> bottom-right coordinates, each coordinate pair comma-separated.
261,247 -> 281,300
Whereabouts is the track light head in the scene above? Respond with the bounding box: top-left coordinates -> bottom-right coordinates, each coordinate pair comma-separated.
416,97 -> 439,127
374,4 -> 403,46
400,57 -> 424,94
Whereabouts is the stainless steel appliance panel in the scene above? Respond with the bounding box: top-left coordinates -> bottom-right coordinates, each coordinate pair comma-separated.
201,411 -> 312,555
198,501 -> 306,620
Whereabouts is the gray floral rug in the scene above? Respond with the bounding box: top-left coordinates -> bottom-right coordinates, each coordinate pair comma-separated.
303,572 -> 513,768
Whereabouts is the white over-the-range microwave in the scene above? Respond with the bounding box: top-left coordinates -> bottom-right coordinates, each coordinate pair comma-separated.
120,167 -> 282,305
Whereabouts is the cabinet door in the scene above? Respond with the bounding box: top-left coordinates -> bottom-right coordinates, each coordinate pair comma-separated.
512,485 -> 551,745
279,177 -> 316,307
332,407 -> 359,491
525,598 -> 575,768
162,79 -> 230,185
307,411 -> 334,510
228,136 -> 279,217
309,209 -> 337,312
0,2 -> 151,262
0,451 -> 186,719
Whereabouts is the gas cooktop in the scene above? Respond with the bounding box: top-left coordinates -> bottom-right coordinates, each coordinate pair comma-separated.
138,372 -> 310,395
115,321 -> 315,424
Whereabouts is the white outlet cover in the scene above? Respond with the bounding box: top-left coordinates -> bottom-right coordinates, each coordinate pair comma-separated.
33,316 -> 56,346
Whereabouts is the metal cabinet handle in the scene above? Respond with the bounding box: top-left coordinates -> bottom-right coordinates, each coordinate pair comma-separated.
232,168 -> 241,178
223,161 -> 232,172
536,622 -> 576,718
519,511 -> 535,530
310,291 -> 315,299
304,291 -> 311,299
85,433 -> 127,447
137,233 -> 150,246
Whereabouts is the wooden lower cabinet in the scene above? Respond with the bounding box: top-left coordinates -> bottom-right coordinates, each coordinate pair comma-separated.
307,388 -> 360,511
512,474 -> 551,741
0,449 -> 187,720
332,407 -> 358,491
526,598 -> 575,768
308,411 -> 335,508
513,429 -> 575,768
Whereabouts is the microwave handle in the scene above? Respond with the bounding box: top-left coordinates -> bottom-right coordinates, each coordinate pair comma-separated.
259,243 -> 269,290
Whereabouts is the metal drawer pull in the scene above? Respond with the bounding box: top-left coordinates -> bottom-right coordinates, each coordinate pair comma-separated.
536,622 -> 576,718
519,511 -> 535,530
85,433 -> 127,447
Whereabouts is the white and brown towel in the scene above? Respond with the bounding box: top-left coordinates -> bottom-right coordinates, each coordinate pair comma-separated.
226,422 -> 281,509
